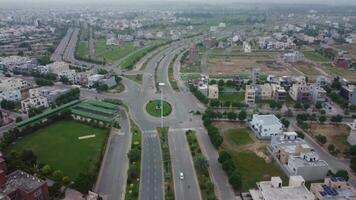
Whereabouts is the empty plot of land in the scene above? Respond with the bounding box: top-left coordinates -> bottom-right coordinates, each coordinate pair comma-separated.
208,52 -> 291,76
95,39 -> 137,62
333,44 -> 356,61
303,51 -> 332,62
308,123 -> 350,157
320,63 -> 356,82
213,121 -> 287,192
292,62 -> 321,76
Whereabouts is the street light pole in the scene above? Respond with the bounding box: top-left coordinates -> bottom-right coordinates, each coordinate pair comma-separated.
159,82 -> 166,128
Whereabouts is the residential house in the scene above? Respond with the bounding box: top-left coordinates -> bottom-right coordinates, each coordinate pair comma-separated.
287,151 -> 329,181
21,96 -> 48,113
208,85 -> 219,99
45,61 -> 69,75
289,82 -> 325,104
310,177 -> 356,199
0,90 -> 22,102
0,158 -> 49,200
245,85 -> 256,105
255,84 -> 273,100
243,41 -> 251,53
271,84 -> 287,102
0,77 -> 31,91
249,114 -> 283,138
340,85 -> 356,105
333,55 -> 353,69
202,37 -> 217,49
283,51 -> 304,63
247,176 -> 314,200
29,87 -> 69,104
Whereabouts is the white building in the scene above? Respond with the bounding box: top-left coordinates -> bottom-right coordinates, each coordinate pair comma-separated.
249,176 -> 314,200
0,90 -> 22,101
29,87 -> 69,104
283,51 -> 304,63
249,114 -> 283,138
0,77 -> 31,91
208,85 -> 219,99
46,61 -> 70,75
243,41 -> 252,53
88,74 -> 105,87
21,96 -> 49,113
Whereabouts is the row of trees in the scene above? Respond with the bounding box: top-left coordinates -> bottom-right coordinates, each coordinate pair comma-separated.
189,85 -> 209,104
218,151 -> 242,190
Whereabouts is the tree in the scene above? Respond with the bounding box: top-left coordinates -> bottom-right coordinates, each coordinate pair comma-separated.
210,100 -> 220,107
351,157 -> 356,173
1,100 -> 16,110
35,78 -> 53,86
37,55 -> 51,65
303,103 -> 310,110
294,102 -> 302,109
315,102 -> 323,109
228,170 -> 242,189
41,165 -> 52,175
316,134 -> 327,144
331,115 -> 343,123
218,151 -> 232,163
15,117 -> 23,123
194,156 -> 209,174
296,131 -> 304,139
222,160 -> 236,175
21,150 -> 37,166
238,110 -> 247,121
52,170 -> 64,181
319,116 -> 327,123
62,176 -> 71,185
328,144 -> 336,154
335,170 -> 349,181
349,145 -> 356,156
281,118 -> 290,128
227,112 -> 237,120
73,173 -> 94,194
128,149 -> 141,162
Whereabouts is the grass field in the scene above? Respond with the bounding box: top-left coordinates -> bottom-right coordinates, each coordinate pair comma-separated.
146,100 -> 172,117
292,63 -> 321,76
321,63 -> 356,81
122,74 -> 143,84
10,119 -> 107,179
303,51 -> 331,62
219,92 -> 245,103
225,128 -> 253,146
229,151 -> 287,191
95,39 -> 137,62
77,41 -> 90,59
180,64 -> 201,73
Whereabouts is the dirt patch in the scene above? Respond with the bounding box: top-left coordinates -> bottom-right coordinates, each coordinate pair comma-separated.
208,53 -> 292,76
307,123 -> 350,157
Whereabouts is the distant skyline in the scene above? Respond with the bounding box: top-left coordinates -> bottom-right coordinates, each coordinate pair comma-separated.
0,0 -> 356,5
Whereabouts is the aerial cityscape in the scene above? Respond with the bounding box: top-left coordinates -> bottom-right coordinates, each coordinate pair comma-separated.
1,0 -> 356,199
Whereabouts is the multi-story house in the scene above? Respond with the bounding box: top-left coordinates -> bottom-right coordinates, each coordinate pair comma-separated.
310,177 -> 356,199
249,114 -> 283,138
21,96 -> 48,113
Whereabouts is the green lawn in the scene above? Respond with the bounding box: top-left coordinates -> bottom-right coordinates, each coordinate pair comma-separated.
219,92 -> 245,103
77,41 -> 89,59
146,100 -> 172,117
230,151 -> 287,191
95,39 -> 137,62
225,128 -> 253,146
303,51 -> 331,62
180,64 -> 201,73
10,119 -> 107,179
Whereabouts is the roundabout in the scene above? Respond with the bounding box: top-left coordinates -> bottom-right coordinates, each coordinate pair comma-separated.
145,100 -> 172,117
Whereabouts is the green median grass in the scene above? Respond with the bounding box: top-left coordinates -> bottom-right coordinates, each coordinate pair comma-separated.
9,119 -> 108,179
146,100 -> 172,117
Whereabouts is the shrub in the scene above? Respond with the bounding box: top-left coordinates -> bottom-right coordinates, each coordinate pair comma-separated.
316,134 -> 327,144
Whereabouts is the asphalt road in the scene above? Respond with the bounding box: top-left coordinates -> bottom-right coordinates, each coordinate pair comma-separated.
94,108 -> 131,200
51,28 -> 74,62
169,129 -> 201,200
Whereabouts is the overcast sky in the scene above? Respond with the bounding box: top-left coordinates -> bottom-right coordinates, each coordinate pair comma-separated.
1,0 -> 356,5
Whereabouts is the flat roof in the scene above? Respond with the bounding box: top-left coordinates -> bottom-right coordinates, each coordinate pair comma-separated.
0,170 -> 45,194
253,114 -> 282,126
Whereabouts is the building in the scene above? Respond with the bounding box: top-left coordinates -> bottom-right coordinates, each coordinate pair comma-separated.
289,82 -> 326,104
243,41 -> 252,53
340,85 -> 356,105
0,77 -> 31,91
247,176 -> 314,200
255,84 -> 273,100
249,114 -> 283,138
287,151 -> 329,181
333,56 -> 352,69
271,132 -> 313,164
0,90 -> 22,102
245,85 -> 256,105
310,85 -> 327,104
202,37 -> 217,49
271,84 -> 287,102
208,85 -> 219,99
310,177 -> 356,199
187,45 -> 199,64
0,158 -> 49,200
21,96 -> 49,114
316,76 -> 331,87
283,51 -> 304,63
29,87 -> 69,104
45,61 -> 69,75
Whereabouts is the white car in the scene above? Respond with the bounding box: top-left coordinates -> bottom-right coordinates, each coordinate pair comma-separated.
180,172 -> 184,180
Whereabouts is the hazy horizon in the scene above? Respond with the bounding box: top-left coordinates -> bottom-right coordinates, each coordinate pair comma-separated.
1,0 -> 356,6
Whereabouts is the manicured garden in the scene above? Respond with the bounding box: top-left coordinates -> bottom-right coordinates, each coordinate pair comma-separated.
9,119 -> 108,179
146,100 -> 172,117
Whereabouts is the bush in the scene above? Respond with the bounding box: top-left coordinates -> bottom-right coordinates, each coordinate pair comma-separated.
218,151 -> 232,163
328,144 -> 336,154
238,110 -> 247,121
351,157 -> 356,173
331,115 -> 343,123
228,170 -> 242,190
319,116 -> 327,123
281,118 -> 290,128
222,160 -> 236,176
52,170 -> 64,182
296,131 -> 305,139
349,145 -> 356,156
335,170 -> 349,181
316,134 -> 327,144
